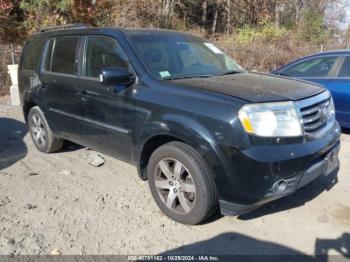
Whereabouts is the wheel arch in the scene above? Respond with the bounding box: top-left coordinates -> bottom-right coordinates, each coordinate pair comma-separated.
23,99 -> 38,123
138,134 -> 185,180
136,116 -> 219,181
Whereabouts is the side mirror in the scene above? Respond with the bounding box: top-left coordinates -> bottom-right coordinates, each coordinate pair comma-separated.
99,67 -> 134,87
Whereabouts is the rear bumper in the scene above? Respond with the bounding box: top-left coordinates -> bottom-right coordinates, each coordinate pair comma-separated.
219,141 -> 340,216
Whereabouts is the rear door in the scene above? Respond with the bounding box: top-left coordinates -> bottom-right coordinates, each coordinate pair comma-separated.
327,55 -> 350,127
40,36 -> 83,139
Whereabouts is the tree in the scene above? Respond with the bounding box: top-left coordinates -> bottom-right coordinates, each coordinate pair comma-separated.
161,0 -> 176,27
298,9 -> 328,45
0,0 -> 348,41
0,0 -> 25,42
201,0 -> 208,29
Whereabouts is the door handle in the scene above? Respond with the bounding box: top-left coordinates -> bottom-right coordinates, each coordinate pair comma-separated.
76,90 -> 100,97
40,84 -> 49,90
76,90 -> 86,96
76,90 -> 88,102
76,90 -> 100,102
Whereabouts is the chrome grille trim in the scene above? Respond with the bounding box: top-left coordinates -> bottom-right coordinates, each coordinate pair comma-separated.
301,106 -> 322,117
302,113 -> 321,124
295,91 -> 333,136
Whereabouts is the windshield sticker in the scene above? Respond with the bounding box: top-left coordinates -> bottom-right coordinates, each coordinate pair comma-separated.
159,71 -> 171,78
204,43 -> 223,54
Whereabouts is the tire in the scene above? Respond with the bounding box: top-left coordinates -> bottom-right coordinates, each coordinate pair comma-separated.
148,141 -> 217,225
28,106 -> 63,153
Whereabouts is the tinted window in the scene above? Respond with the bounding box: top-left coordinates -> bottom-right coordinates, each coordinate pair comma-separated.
45,37 -> 79,75
21,37 -> 44,70
44,39 -> 54,71
83,37 -> 129,78
338,56 -> 350,77
282,56 -> 337,77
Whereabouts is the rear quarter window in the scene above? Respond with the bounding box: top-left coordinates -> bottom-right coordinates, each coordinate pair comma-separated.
21,37 -> 45,71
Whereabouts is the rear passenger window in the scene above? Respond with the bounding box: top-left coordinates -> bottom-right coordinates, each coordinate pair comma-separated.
338,57 -> 350,77
83,37 -> 129,78
45,37 -> 79,75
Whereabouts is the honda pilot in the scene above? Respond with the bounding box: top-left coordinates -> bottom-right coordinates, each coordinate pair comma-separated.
19,25 -> 341,224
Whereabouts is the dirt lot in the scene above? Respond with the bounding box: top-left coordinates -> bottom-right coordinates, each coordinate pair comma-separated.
0,95 -> 349,257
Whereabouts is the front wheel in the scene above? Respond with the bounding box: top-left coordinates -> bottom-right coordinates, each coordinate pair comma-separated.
148,142 -> 217,225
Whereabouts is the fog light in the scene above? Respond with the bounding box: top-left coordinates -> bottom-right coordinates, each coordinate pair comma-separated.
274,180 -> 288,193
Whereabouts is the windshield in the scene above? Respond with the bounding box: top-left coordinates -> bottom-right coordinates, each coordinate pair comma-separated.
128,32 -> 243,80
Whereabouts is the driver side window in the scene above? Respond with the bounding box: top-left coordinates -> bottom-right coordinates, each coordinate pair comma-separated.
83,37 -> 129,78
282,56 -> 337,77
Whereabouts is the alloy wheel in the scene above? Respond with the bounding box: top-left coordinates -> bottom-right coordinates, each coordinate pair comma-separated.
154,158 -> 196,214
30,114 -> 47,147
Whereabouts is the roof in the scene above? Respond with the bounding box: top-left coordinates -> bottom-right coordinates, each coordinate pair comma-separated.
299,49 -> 350,60
36,25 -> 201,38
275,49 -> 350,71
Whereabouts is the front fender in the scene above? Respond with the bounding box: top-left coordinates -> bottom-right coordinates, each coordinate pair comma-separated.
135,113 -> 217,160
134,114 -> 235,201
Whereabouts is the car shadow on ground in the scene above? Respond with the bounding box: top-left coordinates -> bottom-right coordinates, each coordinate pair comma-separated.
0,117 -> 28,170
341,128 -> 350,135
58,140 -> 84,153
161,232 -> 350,261
238,170 -> 339,220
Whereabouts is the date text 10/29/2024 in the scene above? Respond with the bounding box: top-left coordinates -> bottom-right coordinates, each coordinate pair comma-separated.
128,256 -> 219,261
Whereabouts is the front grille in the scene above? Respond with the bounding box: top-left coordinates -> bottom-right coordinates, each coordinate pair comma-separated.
299,95 -> 332,134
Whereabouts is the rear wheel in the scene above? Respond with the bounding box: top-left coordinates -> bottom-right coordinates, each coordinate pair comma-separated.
148,141 -> 217,225
28,106 -> 63,153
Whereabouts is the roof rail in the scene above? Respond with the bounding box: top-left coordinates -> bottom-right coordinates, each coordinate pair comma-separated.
40,23 -> 88,32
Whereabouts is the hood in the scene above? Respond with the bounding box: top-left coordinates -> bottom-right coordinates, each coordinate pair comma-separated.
168,72 -> 325,103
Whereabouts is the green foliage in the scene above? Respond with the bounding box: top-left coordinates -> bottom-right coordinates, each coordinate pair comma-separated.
297,9 -> 328,45
55,0 -> 71,12
19,0 -> 72,31
236,19 -> 288,44
19,0 -> 71,12
19,0 -> 48,11
18,0 -> 114,30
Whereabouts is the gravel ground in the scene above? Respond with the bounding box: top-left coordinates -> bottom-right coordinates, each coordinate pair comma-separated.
0,95 -> 349,257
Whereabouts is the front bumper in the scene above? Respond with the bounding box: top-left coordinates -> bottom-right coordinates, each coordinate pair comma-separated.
220,141 -> 340,216
215,121 -> 341,216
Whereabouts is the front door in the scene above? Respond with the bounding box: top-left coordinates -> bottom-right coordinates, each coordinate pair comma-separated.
75,36 -> 138,163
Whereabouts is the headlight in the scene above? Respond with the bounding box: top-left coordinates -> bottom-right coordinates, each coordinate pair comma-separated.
329,97 -> 336,121
238,101 -> 302,137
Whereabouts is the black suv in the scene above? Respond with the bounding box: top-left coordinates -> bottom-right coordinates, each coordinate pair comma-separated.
19,25 -> 341,224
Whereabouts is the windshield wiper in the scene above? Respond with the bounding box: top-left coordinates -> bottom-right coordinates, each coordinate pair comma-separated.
163,75 -> 214,80
217,70 -> 244,76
